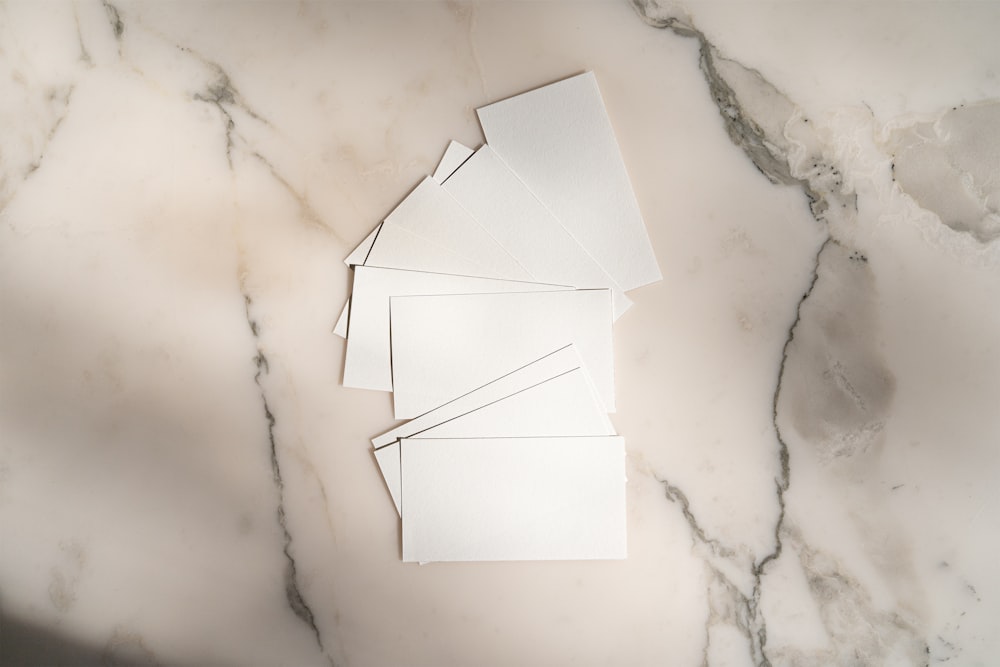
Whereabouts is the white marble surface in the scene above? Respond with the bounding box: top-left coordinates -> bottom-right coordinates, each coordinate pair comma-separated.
2,1 -> 1000,665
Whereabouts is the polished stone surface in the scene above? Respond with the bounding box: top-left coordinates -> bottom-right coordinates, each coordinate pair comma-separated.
2,1 -> 999,665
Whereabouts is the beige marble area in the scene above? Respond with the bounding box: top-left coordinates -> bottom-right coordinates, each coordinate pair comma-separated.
2,1 -> 999,665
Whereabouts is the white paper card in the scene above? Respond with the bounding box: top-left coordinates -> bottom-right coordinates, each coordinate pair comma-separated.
444,145 -> 632,319
337,135 -> 480,340
335,222 -> 490,340
477,72 -> 661,291
385,176 -> 531,281
333,300 -> 350,338
342,137 -> 473,272
335,223 -> 384,339
343,267 -> 567,391
372,344 -> 593,449
375,366 -> 615,515
343,223 -> 382,267
390,289 -> 614,418
401,436 -> 627,562
432,140 -> 474,183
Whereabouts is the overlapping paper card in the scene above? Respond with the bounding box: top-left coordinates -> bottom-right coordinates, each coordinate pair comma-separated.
336,72 -> 660,563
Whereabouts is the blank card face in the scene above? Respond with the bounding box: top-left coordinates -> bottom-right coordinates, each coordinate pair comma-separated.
364,221 -> 492,278
477,72 -> 661,292
385,176 -> 531,282
372,344 -> 594,449
443,145 -> 632,320
375,366 -> 616,515
343,223 -> 382,267
342,267 -> 567,392
432,140 -> 474,183
334,201 -> 500,341
335,140 -> 484,339
390,289 -> 614,419
401,436 -> 627,562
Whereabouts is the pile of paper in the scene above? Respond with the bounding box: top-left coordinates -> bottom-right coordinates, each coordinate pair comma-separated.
336,72 -> 661,563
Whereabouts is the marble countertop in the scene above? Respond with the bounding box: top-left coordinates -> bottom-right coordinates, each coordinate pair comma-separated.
2,1 -> 999,665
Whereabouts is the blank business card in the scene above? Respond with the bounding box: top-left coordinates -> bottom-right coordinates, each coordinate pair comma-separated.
389,289 -> 614,419
477,72 -> 661,292
401,436 -> 627,562
342,266 -> 567,392
443,145 -> 632,320
375,362 -> 616,515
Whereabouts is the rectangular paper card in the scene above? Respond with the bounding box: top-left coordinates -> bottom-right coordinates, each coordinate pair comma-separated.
342,140 -> 474,271
343,223 -> 382,267
372,344 -> 596,449
443,145 -> 632,320
432,140 -> 474,183
336,140 -> 480,339
477,72 -> 661,291
334,217 -> 500,340
333,299 -> 350,338
342,266 -> 568,391
385,176 -> 531,282
335,223 -> 384,339
375,365 -> 615,515
390,289 -> 614,418
401,436 -> 627,562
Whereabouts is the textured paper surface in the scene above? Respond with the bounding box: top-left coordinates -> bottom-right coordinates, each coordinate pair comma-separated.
335,222 -> 495,339
372,344 -> 593,449
333,300 -> 350,338
444,145 -> 632,319
375,366 -> 615,515
477,71 -> 661,291
385,176 -> 531,281
335,140 -> 481,339
401,436 -> 626,562
390,289 -> 614,418
335,223 -> 384,338
342,267 -> 567,391
343,223 -> 382,268
432,140 -> 474,183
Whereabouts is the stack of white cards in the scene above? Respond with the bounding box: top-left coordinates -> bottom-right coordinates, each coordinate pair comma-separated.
335,72 -> 661,563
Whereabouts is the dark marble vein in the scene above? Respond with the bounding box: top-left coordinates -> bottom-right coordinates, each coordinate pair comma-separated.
243,295 -> 335,667
171,40 -> 267,169
780,526 -> 930,665
629,1 -> 870,663
659,478 -> 735,560
102,0 -> 124,45
177,47 -> 341,239
23,85 -> 75,181
192,66 -> 248,169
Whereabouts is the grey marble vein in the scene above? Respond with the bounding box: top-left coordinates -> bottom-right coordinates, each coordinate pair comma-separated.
630,1 -> 886,664
243,295 -> 335,667
101,0 -> 124,45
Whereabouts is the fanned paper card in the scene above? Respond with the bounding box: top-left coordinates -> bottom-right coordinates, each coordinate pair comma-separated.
371,344 -> 598,449
374,352 -> 615,515
342,266 -> 569,391
401,436 -> 627,562
343,223 -> 382,268
443,145 -> 632,320
334,73 -> 664,562
385,176 -> 532,282
333,222 -> 495,339
432,140 -> 475,183
343,140 -> 475,271
389,289 -> 614,419
477,71 -> 661,291
334,140 -> 481,339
